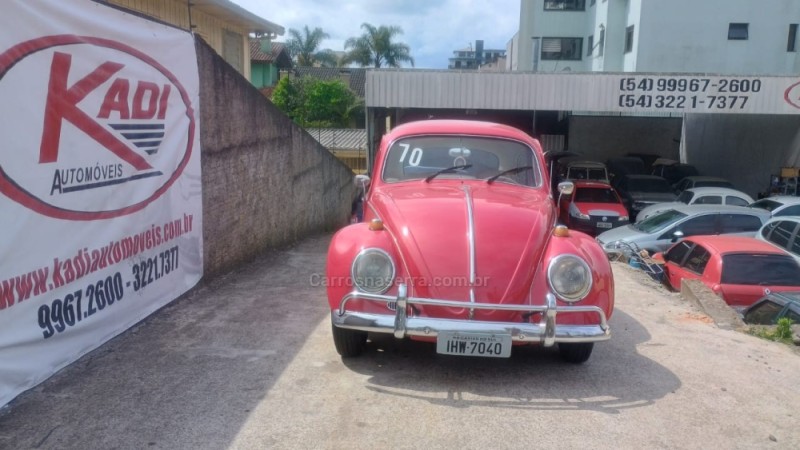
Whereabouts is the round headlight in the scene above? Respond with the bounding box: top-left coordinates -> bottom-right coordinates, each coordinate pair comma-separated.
351,248 -> 395,294
547,255 -> 592,302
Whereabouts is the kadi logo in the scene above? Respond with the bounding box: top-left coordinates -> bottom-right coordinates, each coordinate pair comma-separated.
0,35 -> 195,220
784,80 -> 800,110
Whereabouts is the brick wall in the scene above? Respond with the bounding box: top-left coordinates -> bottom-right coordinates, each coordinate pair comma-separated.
195,38 -> 354,278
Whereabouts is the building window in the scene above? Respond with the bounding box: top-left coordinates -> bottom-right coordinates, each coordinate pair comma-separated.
541,37 -> 583,60
587,34 -> 594,56
624,25 -> 634,53
789,24 -> 798,52
598,28 -> 605,56
728,23 -> 749,40
222,29 -> 243,71
544,0 -> 586,11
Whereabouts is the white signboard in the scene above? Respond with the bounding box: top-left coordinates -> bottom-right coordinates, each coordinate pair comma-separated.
610,74 -> 800,114
0,0 -> 203,406
366,71 -> 800,114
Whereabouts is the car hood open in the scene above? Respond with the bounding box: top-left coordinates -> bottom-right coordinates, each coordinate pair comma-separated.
370,181 -> 553,312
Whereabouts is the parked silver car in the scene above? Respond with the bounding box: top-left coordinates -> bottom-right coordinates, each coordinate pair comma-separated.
756,216 -> 800,264
596,204 -> 771,255
635,187 -> 754,222
749,195 -> 800,217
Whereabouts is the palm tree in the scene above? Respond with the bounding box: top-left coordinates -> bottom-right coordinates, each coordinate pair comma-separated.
286,26 -> 337,67
344,23 -> 415,68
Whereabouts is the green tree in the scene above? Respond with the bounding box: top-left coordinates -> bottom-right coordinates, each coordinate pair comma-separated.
343,23 -> 415,68
271,76 -> 362,128
286,25 -> 338,67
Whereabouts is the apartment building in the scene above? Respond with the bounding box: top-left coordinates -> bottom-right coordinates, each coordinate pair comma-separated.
449,40 -> 507,69
509,0 -> 800,75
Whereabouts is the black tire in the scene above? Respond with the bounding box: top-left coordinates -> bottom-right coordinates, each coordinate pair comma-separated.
558,342 -> 594,364
332,324 -> 367,357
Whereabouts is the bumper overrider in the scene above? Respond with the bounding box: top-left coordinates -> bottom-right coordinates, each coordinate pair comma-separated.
332,284 -> 610,347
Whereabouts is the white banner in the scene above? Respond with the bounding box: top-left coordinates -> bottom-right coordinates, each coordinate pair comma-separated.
0,0 -> 203,406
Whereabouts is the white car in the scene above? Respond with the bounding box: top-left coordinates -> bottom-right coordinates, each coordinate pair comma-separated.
597,204 -> 771,255
635,187 -> 754,222
748,195 -> 800,217
756,216 -> 800,264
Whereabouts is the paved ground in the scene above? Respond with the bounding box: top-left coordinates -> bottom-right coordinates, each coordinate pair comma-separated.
1,233 -> 799,449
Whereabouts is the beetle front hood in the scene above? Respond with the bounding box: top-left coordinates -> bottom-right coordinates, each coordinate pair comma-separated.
370,181 -> 554,307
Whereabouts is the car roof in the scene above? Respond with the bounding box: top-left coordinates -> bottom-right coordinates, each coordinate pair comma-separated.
387,120 -> 532,142
678,176 -> 729,182
619,174 -> 666,180
762,291 -> 800,305
684,235 -> 792,254
757,196 -> 800,206
567,160 -> 606,169
760,215 -> 800,226
573,180 -> 613,188
685,187 -> 751,197
668,203 -> 766,214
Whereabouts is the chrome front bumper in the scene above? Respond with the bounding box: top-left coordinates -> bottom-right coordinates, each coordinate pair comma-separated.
332,284 -> 610,347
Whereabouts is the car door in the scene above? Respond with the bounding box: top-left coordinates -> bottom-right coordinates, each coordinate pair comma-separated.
693,195 -> 722,205
724,195 -> 750,207
775,205 -> 800,216
662,240 -> 694,290
672,242 -> 712,289
718,213 -> 764,237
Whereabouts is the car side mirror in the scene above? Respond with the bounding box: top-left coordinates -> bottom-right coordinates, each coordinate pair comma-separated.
671,230 -> 684,242
557,181 -> 574,196
354,174 -> 370,190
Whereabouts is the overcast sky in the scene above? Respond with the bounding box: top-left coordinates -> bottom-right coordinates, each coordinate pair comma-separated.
230,0 -> 520,69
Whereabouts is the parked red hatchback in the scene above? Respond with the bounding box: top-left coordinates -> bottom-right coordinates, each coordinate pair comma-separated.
558,180 -> 629,236
657,235 -> 800,310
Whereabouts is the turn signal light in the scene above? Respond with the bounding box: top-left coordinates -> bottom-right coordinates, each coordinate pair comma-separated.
553,225 -> 569,237
368,219 -> 384,231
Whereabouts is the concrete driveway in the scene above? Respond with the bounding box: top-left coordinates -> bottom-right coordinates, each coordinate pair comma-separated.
1,234 -> 798,449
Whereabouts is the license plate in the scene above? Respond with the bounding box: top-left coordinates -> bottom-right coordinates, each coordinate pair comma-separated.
436,331 -> 512,358
596,221 -> 612,228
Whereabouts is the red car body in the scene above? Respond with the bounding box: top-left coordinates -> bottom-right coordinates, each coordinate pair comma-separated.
658,235 -> 800,309
558,180 -> 629,236
326,120 -> 614,363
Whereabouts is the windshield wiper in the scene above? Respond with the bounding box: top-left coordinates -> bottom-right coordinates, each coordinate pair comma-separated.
486,166 -> 533,184
424,164 -> 472,182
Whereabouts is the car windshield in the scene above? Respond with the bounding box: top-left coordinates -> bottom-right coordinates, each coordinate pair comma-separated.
677,191 -> 695,204
721,254 -> 800,286
382,136 -> 539,186
627,178 -> 673,193
574,187 -> 619,203
567,167 -> 607,181
749,199 -> 783,212
633,209 -> 687,233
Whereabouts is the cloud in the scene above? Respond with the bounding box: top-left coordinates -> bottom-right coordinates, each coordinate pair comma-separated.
231,0 -> 520,68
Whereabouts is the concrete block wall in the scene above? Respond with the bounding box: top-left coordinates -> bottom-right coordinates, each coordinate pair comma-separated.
196,38 -> 355,278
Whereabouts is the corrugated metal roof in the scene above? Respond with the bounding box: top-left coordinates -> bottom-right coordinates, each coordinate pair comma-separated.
366,69 -> 800,115
306,128 -> 367,151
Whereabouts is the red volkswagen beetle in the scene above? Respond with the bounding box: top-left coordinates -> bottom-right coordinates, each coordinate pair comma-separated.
658,235 -> 800,309
326,120 -> 614,363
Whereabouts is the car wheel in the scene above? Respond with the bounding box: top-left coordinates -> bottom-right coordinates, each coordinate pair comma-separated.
332,323 -> 367,357
558,342 -> 594,364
